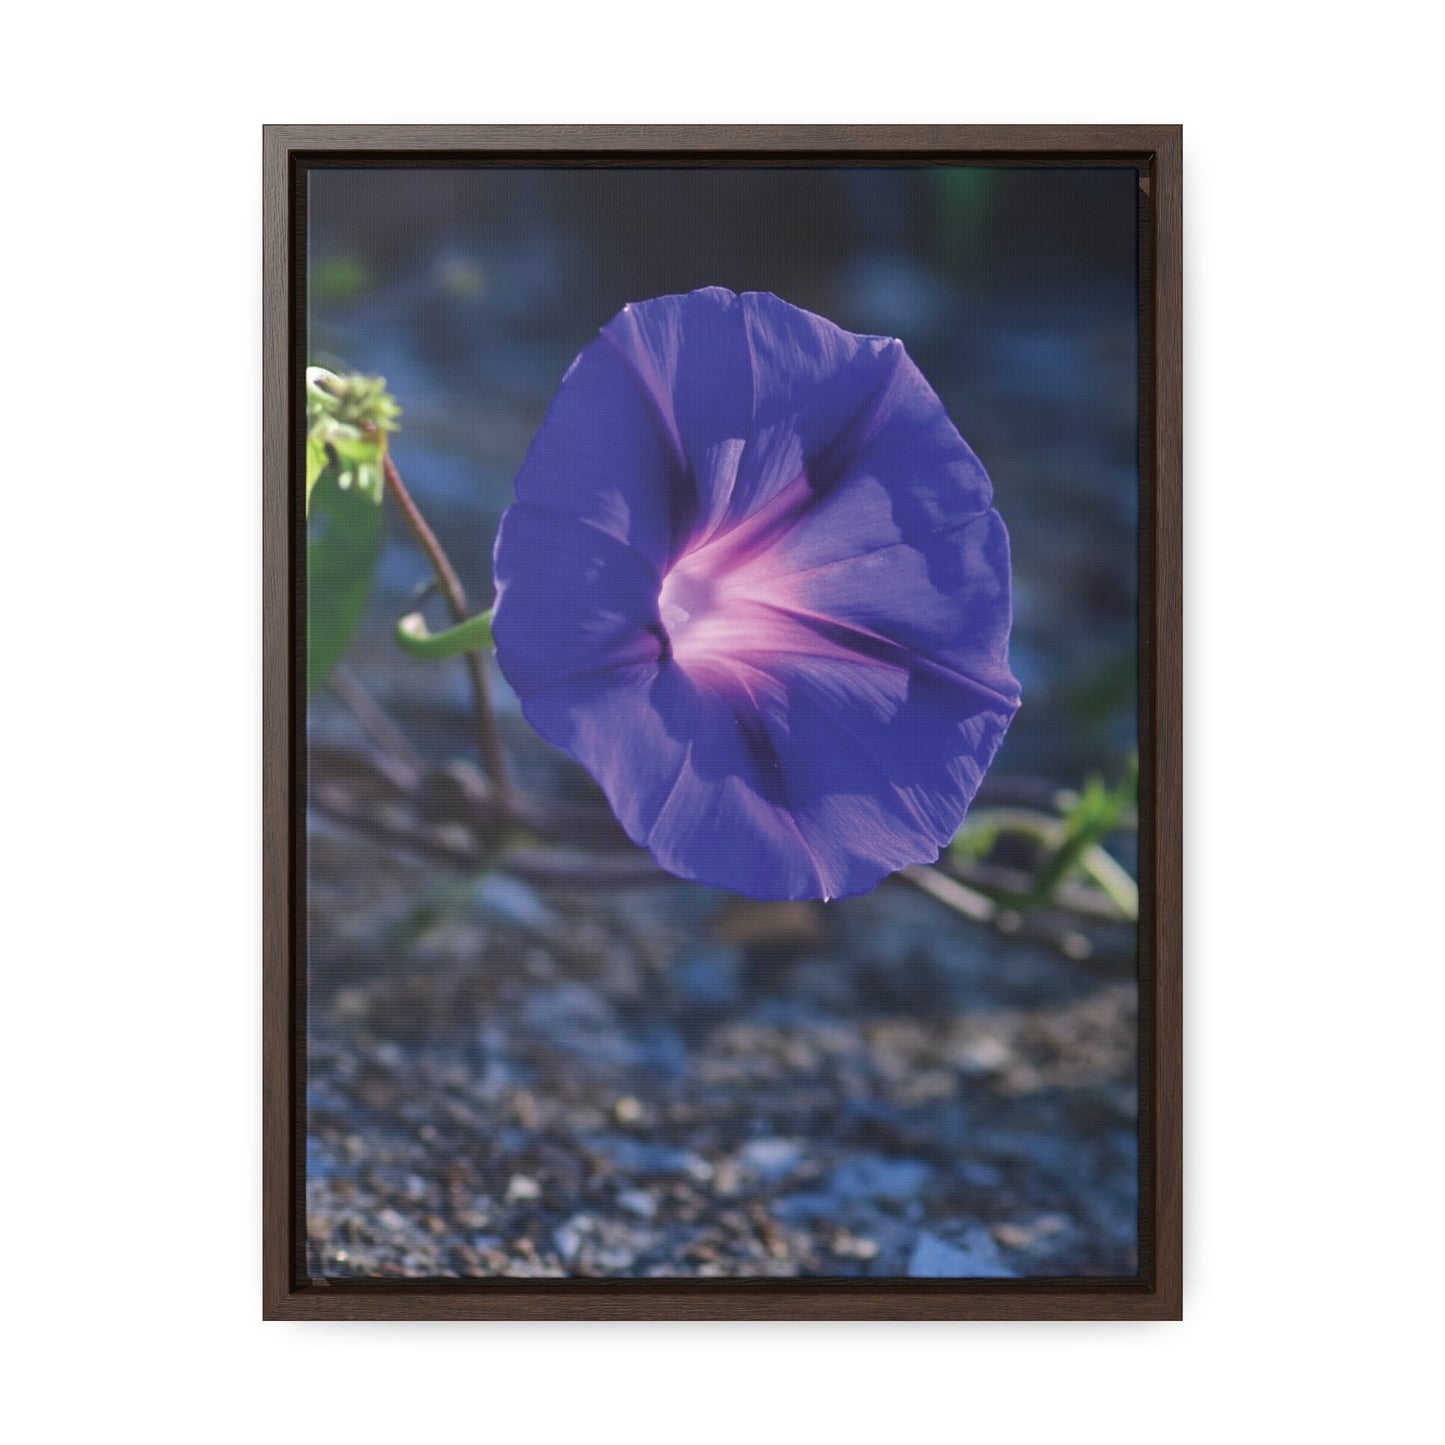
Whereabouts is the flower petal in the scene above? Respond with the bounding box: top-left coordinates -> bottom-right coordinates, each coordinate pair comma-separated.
641,668 -> 828,900
510,332 -> 681,568
731,292 -> 904,530
518,661 -> 825,900
514,662 -> 682,849
600,289 -> 903,548
491,503 -> 665,696
734,652 -> 1016,897
600,288 -> 752,547
761,502 -> 1020,708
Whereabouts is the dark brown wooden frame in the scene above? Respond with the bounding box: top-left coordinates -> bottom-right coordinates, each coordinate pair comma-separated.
264,124 -> 1181,1320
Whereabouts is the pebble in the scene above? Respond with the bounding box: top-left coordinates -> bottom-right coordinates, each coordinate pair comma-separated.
828,1154 -> 932,1203
908,1229 -> 1017,1279
617,1189 -> 658,1220
959,1160 -> 1006,1189
473,873 -> 556,931
506,1174 -> 541,1203
306,847 -> 1140,1280
830,1230 -> 880,1262
737,1138 -> 805,1180
553,1215 -> 591,1262
589,1135 -> 711,1181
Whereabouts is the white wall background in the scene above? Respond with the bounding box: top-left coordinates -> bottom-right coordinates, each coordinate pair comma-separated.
4,3 -> 1439,1440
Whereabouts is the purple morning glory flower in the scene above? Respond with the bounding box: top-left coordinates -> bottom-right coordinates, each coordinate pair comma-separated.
492,288 -> 1020,901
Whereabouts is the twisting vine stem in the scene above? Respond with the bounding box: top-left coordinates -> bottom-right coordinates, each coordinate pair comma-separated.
382,453 -> 514,810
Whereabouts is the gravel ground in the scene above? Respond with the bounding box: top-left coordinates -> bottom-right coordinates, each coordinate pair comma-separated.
305,822 -> 1138,1280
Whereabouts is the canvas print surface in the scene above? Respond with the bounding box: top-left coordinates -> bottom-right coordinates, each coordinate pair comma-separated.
304,165 -> 1141,1279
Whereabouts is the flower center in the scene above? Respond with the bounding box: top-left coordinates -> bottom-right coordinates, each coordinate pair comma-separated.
656,544 -> 805,674
658,561 -> 720,635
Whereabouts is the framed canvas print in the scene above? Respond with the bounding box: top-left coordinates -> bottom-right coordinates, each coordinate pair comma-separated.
263,124 -> 1181,1320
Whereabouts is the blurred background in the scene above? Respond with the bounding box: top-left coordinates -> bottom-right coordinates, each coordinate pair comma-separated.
305,165 -> 1141,1280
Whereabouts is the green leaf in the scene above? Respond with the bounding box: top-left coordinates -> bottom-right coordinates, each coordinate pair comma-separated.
306,466 -> 382,695
305,434 -> 329,512
1024,764 -> 1134,909
948,814 -> 1001,863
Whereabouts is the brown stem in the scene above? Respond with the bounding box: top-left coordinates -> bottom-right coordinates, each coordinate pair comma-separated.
308,755 -> 663,888
437,760 -> 633,852
382,452 -> 514,808
327,664 -> 424,788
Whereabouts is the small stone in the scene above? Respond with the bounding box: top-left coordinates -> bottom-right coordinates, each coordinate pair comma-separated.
954,1034 -> 1011,1072
830,1230 -> 880,1262
617,1189 -> 658,1220
553,1215 -> 591,1262
683,1154 -> 714,1184
613,1096 -> 643,1125
993,1213 -> 1071,1248
828,1154 -> 931,1203
473,873 -> 556,931
521,984 -> 617,1034
711,1158 -> 741,1196
737,1137 -> 805,1180
959,1160 -> 1005,1189
908,1229 -> 1016,1279
591,1135 -> 711,1180
506,1174 -> 541,1203
992,1222 -> 1033,1249
511,1091 -> 541,1129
